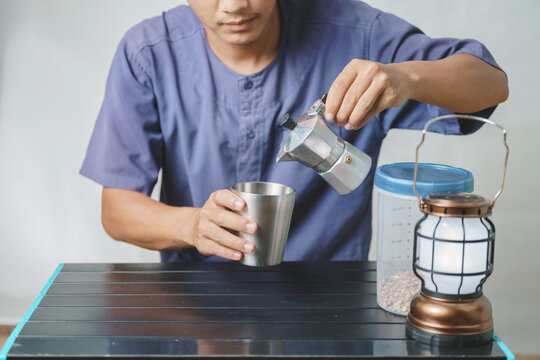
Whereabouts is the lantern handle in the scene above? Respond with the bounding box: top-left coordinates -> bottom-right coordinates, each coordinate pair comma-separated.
413,114 -> 509,210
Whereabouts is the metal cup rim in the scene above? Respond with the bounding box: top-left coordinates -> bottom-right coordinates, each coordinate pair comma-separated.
231,181 -> 295,197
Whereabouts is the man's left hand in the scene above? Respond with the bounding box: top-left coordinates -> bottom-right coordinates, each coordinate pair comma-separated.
324,59 -> 413,130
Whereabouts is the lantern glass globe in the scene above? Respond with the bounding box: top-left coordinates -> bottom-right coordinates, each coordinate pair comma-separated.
416,215 -> 493,295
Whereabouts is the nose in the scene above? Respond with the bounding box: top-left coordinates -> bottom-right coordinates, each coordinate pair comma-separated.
219,0 -> 249,13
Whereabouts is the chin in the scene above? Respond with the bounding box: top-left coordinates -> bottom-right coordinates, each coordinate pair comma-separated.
222,33 -> 260,46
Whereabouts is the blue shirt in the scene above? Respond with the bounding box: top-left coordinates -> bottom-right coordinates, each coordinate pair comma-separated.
81,0 -> 500,263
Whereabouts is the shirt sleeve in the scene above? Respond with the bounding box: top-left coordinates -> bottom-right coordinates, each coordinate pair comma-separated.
369,10 -> 503,136
80,38 -> 162,195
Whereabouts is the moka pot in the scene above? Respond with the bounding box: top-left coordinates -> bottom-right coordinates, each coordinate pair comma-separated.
276,94 -> 372,195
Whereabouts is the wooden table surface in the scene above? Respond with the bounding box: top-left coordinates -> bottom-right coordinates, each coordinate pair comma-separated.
0,261 -> 511,359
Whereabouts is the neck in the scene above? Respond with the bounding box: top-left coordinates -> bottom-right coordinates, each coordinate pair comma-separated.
206,6 -> 281,75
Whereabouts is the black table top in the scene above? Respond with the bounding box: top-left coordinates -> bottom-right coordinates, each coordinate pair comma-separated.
2,261 -> 509,359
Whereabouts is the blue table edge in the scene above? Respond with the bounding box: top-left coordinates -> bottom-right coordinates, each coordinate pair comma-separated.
0,263 -> 515,360
1,263 -> 64,360
494,332 -> 515,360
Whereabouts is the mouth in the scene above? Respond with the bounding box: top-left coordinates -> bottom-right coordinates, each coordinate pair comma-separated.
220,15 -> 259,31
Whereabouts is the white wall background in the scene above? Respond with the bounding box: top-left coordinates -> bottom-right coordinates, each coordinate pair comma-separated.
0,0 -> 538,355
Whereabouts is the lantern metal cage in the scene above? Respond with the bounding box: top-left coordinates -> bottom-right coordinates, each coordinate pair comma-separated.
412,210 -> 495,300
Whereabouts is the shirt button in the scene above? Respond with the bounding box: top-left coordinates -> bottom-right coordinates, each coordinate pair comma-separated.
247,130 -> 256,139
244,78 -> 254,90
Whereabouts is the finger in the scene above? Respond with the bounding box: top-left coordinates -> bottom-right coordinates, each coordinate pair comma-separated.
208,208 -> 257,234
200,238 -> 244,261
346,81 -> 385,130
212,190 -> 245,211
356,93 -> 388,129
325,61 -> 359,122
334,76 -> 372,126
203,222 -> 256,254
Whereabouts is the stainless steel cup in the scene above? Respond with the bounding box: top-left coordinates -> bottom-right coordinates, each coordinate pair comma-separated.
231,181 -> 295,267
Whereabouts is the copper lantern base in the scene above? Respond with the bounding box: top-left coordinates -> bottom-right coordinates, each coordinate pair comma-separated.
406,292 -> 494,347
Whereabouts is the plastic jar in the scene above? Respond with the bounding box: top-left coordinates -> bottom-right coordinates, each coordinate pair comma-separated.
374,162 -> 474,315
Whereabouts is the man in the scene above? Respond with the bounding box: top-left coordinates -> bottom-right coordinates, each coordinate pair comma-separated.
81,0 -> 508,263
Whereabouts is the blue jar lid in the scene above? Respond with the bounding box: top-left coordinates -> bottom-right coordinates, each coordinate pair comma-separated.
374,162 -> 474,197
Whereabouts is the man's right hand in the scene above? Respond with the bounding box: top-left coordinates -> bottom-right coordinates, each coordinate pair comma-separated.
101,187 -> 256,260
191,190 -> 257,261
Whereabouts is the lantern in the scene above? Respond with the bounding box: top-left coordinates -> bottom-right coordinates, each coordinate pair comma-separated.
406,115 -> 509,347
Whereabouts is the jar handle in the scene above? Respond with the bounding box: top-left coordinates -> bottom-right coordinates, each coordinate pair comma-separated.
413,115 -> 509,210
